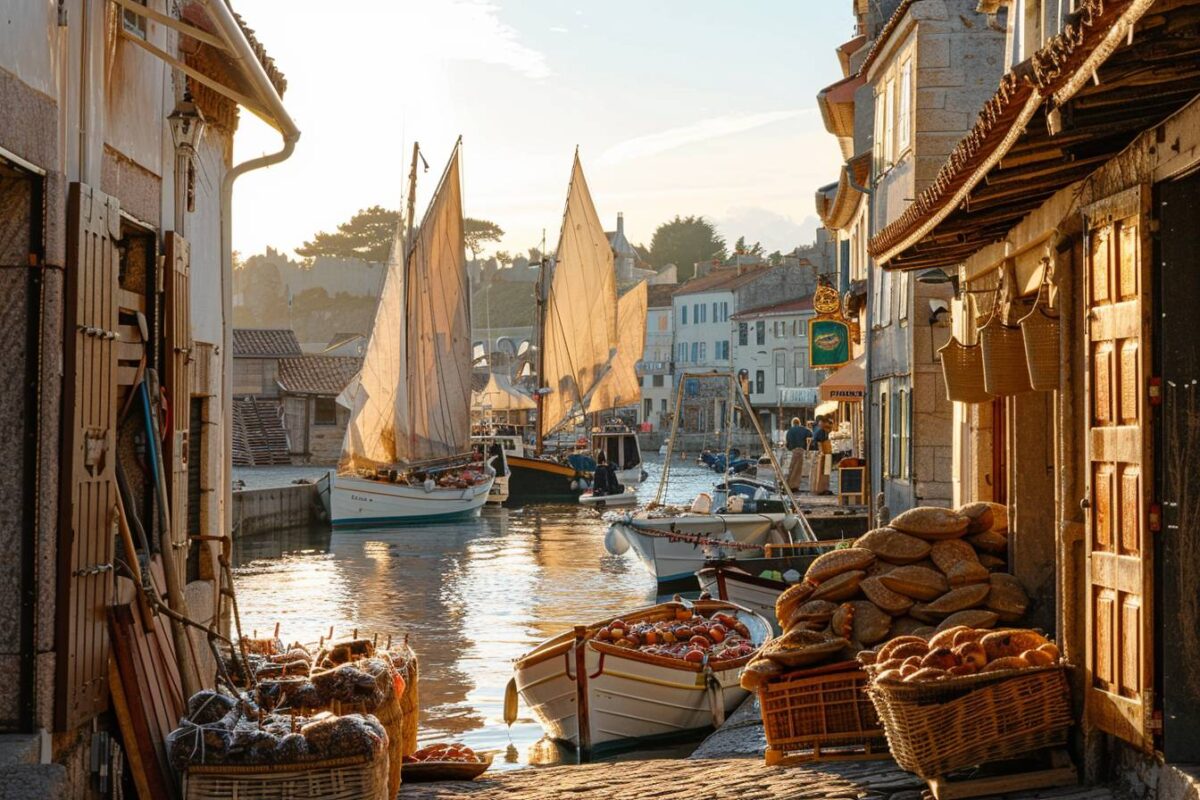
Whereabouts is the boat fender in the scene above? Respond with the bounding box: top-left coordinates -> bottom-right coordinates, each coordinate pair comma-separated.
782,568 -> 802,583
570,479 -> 580,491
604,526 -> 630,556
424,478 -> 435,493
503,677 -> 519,726
782,513 -> 800,531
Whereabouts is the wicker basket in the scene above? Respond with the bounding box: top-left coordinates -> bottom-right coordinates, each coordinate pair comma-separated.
867,665 -> 1072,779
980,315 -> 1033,396
1020,305 -> 1061,391
938,337 -> 990,404
330,692 -> 402,799
760,661 -> 888,764
183,754 -> 390,800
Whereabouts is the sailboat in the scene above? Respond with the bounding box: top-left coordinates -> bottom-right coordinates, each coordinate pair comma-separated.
331,141 -> 495,526
505,152 -> 618,505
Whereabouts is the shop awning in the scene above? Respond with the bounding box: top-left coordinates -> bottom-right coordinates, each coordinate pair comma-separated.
472,372 -> 535,412
868,0 -> 1191,271
819,355 -> 865,402
779,387 -> 819,406
815,400 -> 840,418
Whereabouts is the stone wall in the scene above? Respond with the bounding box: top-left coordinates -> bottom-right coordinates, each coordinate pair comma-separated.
233,484 -> 325,538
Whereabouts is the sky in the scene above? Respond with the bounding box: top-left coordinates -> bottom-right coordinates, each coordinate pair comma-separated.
230,2 -> 854,261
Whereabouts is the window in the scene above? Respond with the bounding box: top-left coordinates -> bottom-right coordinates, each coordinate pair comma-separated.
711,301 -> 718,321
898,58 -> 912,153
691,342 -> 699,362
755,321 -> 765,345
738,322 -> 748,346
657,314 -> 668,332
890,389 -> 903,478
794,349 -> 806,384
873,90 -> 886,179
652,374 -> 664,388
774,320 -> 785,338
716,340 -> 729,361
774,351 -> 786,385
721,301 -> 729,321
644,398 -> 653,419
899,389 -> 910,478
701,304 -> 707,323
699,341 -> 707,362
315,397 -> 338,425
899,270 -> 910,322
677,342 -> 687,363
755,370 -> 765,395
123,0 -> 148,38
799,319 -> 807,338
879,385 -> 890,480
883,78 -> 895,169
880,268 -> 893,327
681,305 -> 688,325
660,398 -> 667,413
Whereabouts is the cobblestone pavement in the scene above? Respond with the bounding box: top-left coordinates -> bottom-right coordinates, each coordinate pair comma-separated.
400,756 -> 1116,800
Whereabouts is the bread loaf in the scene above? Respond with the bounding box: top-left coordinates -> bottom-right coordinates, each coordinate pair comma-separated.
810,570 -> 865,602
967,530 -> 1008,555
774,581 -> 817,627
861,576 -> 915,615
936,609 -> 999,631
930,539 -> 979,573
855,528 -> 931,564
878,565 -> 949,601
806,547 -> 876,582
846,600 -> 892,646
986,572 -> 1030,622
924,583 -> 990,615
957,502 -> 995,535
890,507 -> 970,540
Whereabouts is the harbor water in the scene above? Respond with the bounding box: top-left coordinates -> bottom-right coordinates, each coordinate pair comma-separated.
231,456 -> 722,770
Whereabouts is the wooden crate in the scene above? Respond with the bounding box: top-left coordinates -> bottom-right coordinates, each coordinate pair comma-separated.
760,661 -> 888,765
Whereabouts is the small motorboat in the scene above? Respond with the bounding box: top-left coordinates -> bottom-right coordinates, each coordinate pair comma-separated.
510,599 -> 772,754
579,487 -> 637,507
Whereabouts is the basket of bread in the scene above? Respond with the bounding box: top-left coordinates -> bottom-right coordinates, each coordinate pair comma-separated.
862,625 -> 1072,778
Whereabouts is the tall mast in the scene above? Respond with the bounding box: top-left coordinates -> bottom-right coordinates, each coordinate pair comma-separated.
534,249 -> 547,455
404,142 -> 419,458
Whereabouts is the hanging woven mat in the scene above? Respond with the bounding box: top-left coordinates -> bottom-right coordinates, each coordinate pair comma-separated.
1019,259 -> 1060,391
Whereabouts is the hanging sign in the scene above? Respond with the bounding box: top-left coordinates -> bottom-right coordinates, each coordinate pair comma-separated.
809,282 -> 852,369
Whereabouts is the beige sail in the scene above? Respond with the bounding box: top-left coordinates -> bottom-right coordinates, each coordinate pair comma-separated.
339,210 -> 407,471
540,153 -> 618,436
340,143 -> 470,469
404,147 -> 472,461
589,280 -> 647,412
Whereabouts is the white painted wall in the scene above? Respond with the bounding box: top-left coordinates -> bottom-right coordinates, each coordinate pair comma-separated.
731,311 -> 820,408
672,289 -> 734,371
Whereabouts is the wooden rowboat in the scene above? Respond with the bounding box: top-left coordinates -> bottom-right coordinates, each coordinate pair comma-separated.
510,599 -> 772,754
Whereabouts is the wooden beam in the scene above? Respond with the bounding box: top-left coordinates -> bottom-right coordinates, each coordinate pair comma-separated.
111,0 -> 229,51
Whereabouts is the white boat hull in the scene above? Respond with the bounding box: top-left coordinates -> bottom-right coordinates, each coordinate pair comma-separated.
331,474 -> 494,527
513,601 -> 771,751
609,513 -> 790,583
579,488 -> 637,507
696,567 -> 789,631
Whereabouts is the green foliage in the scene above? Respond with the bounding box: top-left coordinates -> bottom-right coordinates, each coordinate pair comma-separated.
464,218 -> 505,258
768,250 -> 783,266
734,236 -> 765,257
648,216 -> 727,281
295,205 -> 400,263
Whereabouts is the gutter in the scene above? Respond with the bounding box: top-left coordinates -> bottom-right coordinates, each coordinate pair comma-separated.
201,0 -> 301,551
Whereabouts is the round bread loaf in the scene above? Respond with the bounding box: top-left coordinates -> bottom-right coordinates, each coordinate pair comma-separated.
855,527 -> 932,564
986,572 -> 1030,621
805,547 -> 876,583
924,583 -> 990,614
957,502 -> 995,535
860,576 -> 915,615
878,565 -> 949,601
935,609 -> 1000,631
890,507 -> 970,540
810,569 -> 866,602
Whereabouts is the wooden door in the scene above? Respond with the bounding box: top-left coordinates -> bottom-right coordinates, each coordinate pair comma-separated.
55,183 -> 121,730
1083,186 -> 1154,752
163,232 -> 191,582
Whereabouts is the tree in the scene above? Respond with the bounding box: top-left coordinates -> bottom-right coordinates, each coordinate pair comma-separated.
296,205 -> 400,263
768,250 -> 783,266
733,236 -> 765,258
648,216 -> 727,281
464,218 -> 505,258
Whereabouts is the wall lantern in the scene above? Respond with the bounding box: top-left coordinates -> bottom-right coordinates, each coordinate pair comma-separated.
168,91 -> 207,153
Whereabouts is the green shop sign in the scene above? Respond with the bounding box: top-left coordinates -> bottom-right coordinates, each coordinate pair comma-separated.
808,318 -> 850,368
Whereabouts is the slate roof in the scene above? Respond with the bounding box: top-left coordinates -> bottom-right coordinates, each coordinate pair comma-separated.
276,356 -> 362,396
233,328 -> 302,358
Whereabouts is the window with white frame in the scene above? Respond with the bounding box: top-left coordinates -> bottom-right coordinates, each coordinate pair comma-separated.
879,384 -> 890,479
716,340 -> 729,361
721,301 -> 729,321
873,91 -> 885,179
678,342 -> 687,363
711,301 -> 718,321
899,388 -> 910,478
755,321 -> 765,345
738,322 -> 748,346
898,58 -> 912,153
890,388 -> 904,478
774,350 -> 786,385
699,341 -> 707,362
123,0 -> 148,38
899,270 -> 910,322
883,78 -> 895,169
794,349 -> 807,384
681,305 -> 688,325
756,370 -> 765,395
691,342 -> 699,362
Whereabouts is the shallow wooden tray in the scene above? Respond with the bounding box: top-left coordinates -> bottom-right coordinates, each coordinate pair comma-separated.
401,753 -> 494,782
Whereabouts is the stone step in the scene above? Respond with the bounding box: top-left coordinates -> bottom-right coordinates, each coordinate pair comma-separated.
0,735 -> 40,768
0,765 -> 68,800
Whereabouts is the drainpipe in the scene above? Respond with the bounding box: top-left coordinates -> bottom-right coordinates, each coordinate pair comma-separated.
846,166 -> 875,525
203,0 -> 300,561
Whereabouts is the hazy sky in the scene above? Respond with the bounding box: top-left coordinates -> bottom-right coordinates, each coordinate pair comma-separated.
230,2 -> 854,260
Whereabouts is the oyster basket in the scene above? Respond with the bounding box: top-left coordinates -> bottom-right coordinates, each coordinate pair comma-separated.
760,661 -> 888,764
866,664 -> 1072,779
184,753 -> 389,800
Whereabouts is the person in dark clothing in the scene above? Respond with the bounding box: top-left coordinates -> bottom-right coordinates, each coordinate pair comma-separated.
592,452 -> 623,496
784,417 -> 811,491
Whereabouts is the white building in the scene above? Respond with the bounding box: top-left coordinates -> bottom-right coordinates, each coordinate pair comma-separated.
730,298 -> 822,432
638,284 -> 676,430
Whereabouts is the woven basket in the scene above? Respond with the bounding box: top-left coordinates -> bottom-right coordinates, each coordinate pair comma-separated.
980,315 -> 1033,396
938,338 -> 990,403
760,661 -> 888,763
183,754 -> 389,800
397,649 -> 419,757
328,694 -> 401,800
867,665 -> 1072,779
1020,305 -> 1061,391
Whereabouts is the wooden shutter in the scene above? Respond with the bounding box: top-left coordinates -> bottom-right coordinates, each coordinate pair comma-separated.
163,233 -> 191,581
55,183 -> 121,730
1082,186 -> 1155,751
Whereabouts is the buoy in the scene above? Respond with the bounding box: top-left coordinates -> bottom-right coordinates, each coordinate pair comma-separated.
504,677 -> 519,726
423,478 -> 435,493
604,526 -> 630,556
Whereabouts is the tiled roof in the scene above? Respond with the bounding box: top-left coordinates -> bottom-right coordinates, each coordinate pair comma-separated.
233,328 -> 302,358
672,266 -> 770,298
731,297 -> 814,320
870,0 -> 1159,267
276,356 -> 362,395
180,2 -> 288,96
647,284 -> 678,308
325,331 -> 365,351
857,0 -> 917,78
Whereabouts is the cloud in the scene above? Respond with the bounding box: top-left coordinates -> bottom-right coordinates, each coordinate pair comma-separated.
549,25 -> 568,33
417,1 -> 550,79
716,207 -> 821,253
598,109 -> 813,166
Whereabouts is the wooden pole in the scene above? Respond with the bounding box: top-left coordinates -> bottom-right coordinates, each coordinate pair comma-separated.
573,625 -> 591,757
535,256 -> 548,456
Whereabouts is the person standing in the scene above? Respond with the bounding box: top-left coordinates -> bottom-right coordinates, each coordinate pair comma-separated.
783,417 -> 811,491
592,452 -> 623,496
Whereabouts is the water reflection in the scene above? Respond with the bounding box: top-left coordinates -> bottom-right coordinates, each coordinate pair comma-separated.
231,457 -> 717,769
